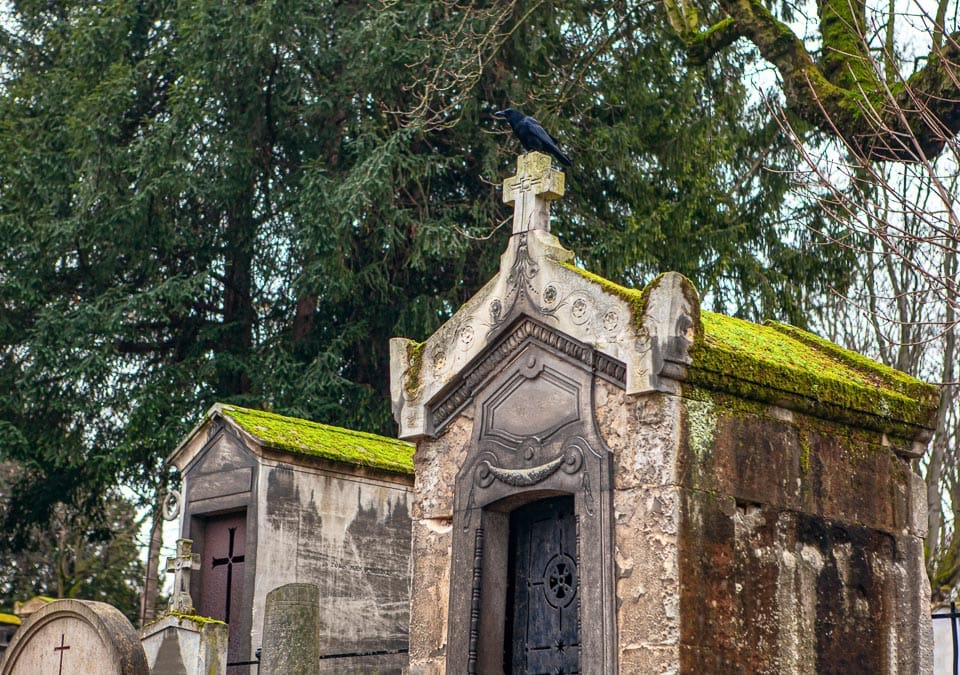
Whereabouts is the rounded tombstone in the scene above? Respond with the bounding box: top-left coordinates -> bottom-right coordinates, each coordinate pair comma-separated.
0,599 -> 148,675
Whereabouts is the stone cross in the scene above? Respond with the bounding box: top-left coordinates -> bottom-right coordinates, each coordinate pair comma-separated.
502,151 -> 565,234
165,538 -> 201,614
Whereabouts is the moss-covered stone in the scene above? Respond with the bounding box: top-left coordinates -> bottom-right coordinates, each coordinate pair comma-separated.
558,262 -> 936,438
220,405 -> 414,474
688,311 -> 939,437
0,612 -> 21,625
169,611 -> 226,626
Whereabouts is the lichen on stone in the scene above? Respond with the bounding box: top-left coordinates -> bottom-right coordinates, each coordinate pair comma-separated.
685,397 -> 718,463
220,405 -> 414,474
405,339 -> 425,398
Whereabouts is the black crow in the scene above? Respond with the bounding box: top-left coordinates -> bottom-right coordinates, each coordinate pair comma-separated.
494,108 -> 572,167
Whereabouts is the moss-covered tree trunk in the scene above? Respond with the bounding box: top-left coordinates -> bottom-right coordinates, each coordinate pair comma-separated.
664,0 -> 960,161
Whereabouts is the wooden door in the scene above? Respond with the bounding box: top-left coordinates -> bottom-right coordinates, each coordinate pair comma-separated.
507,496 -> 579,674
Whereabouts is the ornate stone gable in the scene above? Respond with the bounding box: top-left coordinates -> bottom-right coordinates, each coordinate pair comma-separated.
390,227 -> 698,440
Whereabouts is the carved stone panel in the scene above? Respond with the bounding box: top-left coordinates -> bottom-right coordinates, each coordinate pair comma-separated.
446,335 -> 617,674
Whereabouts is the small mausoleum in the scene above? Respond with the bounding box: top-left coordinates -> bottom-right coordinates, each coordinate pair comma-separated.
390,152 -> 940,673
166,403 -> 414,672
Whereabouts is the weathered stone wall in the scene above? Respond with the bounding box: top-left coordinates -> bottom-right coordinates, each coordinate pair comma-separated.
407,414 -> 472,673
593,380 -> 683,672
677,387 -> 931,673
252,456 -> 413,664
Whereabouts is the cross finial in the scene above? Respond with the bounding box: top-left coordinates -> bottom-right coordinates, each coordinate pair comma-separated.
165,538 -> 202,614
502,152 -> 565,234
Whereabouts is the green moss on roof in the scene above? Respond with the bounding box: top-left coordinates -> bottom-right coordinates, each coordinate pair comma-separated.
169,611 -> 226,626
219,405 -> 414,474
689,311 -> 939,433
0,612 -> 20,625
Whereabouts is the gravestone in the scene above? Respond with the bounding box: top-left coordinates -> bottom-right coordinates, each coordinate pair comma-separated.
1,599 -> 147,675
391,151 -> 939,673
260,583 -> 319,675
139,537 -> 228,675
168,403 -> 414,673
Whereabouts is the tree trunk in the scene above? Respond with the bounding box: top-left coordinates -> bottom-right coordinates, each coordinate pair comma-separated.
665,0 -> 960,160
140,505 -> 164,627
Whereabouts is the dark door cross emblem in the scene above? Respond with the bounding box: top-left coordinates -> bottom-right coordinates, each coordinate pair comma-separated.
211,526 -> 245,620
508,496 -> 579,674
53,633 -> 70,674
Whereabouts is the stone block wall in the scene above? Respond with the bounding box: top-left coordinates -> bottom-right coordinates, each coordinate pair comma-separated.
676,389 -> 929,673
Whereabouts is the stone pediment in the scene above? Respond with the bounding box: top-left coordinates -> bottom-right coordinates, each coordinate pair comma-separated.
390,229 -> 697,439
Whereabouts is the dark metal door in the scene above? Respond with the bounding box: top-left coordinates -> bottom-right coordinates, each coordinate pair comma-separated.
507,496 -> 579,674
199,511 -> 246,673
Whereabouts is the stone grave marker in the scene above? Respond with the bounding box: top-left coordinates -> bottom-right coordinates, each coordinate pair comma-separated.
166,537 -> 202,613
138,535 -> 228,675
260,583 -> 319,675
0,599 -> 148,675
140,613 -> 228,675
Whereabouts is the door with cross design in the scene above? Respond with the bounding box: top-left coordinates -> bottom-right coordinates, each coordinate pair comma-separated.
506,496 -> 579,674
199,511 -> 246,671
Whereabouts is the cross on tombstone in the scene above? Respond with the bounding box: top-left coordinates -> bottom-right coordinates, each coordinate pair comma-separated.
211,527 -> 244,621
54,633 -> 70,674
502,151 -> 565,235
1,599 -> 148,674
165,538 -> 202,614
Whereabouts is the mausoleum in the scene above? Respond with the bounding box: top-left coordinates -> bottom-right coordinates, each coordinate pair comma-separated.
166,403 -> 414,672
390,152 -> 940,673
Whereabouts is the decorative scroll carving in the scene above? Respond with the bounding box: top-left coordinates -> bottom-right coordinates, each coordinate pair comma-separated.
487,234 -> 560,337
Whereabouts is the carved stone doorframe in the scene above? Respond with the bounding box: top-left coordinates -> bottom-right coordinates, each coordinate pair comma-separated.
443,329 -> 618,674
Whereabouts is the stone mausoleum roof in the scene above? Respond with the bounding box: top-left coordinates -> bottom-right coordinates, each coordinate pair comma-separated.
566,266 -> 940,445
173,403 -> 414,474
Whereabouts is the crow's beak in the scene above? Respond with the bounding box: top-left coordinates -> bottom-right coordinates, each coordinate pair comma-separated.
493,110 -> 506,118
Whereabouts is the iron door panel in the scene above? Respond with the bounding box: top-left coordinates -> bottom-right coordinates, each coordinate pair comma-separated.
509,496 -> 579,674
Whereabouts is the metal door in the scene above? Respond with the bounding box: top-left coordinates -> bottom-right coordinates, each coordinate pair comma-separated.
507,496 -> 579,674
199,511 -> 246,673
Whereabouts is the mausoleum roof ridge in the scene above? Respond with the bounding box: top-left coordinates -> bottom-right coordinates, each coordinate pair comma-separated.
558,262 -> 938,438
215,404 -> 414,474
